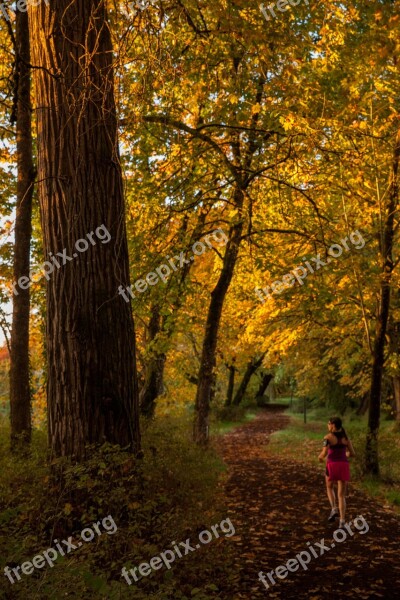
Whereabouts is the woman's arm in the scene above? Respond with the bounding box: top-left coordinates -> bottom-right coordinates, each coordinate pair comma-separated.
346,438 -> 356,457
318,436 -> 330,462
318,446 -> 328,462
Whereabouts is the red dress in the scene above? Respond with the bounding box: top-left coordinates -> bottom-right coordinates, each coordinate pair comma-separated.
326,432 -> 350,482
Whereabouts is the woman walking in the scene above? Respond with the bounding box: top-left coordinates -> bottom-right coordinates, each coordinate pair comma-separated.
318,417 -> 355,528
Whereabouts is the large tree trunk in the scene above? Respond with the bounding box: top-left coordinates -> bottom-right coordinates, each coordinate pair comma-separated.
29,0 -> 140,459
10,10 -> 35,451
233,353 -> 266,406
365,127 -> 400,475
193,196 -> 244,444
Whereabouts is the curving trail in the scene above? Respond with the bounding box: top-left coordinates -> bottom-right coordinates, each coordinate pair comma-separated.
215,407 -> 400,600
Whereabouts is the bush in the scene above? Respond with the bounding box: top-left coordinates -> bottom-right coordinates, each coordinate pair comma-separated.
0,414 -> 234,599
213,405 -> 247,423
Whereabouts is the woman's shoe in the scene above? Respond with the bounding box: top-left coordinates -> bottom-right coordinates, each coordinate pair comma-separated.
328,508 -> 339,522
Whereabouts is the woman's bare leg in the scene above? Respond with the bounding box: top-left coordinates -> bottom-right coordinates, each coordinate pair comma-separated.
337,481 -> 346,521
325,476 -> 337,509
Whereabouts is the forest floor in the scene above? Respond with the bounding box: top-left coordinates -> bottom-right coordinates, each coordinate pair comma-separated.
215,406 -> 400,600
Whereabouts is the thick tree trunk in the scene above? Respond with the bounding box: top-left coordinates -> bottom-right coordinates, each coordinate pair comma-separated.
10,10 -> 35,450
29,0 -> 140,458
255,373 -> 273,405
365,128 -> 400,475
193,195 -> 244,444
233,353 -> 266,406
225,363 -> 236,407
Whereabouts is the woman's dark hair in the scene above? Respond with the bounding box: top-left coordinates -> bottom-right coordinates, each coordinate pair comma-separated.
329,416 -> 347,439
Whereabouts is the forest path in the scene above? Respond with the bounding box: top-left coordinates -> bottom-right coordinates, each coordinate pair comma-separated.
215,407 -> 400,600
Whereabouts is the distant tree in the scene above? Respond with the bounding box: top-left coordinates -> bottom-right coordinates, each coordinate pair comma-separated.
255,373 -> 273,406
224,361 -> 237,407
233,353 -> 266,406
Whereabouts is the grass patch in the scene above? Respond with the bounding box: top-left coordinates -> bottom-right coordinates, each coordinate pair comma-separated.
210,405 -> 260,436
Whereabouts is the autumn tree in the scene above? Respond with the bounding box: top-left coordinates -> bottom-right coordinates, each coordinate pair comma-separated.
116,1 -> 324,440
365,127 -> 399,474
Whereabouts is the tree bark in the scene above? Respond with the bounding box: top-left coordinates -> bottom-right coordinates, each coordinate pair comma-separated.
387,302 -> 400,421
233,354 -> 266,406
140,307 -> 166,418
192,74 -> 268,444
140,353 -> 166,418
255,373 -> 273,405
193,195 -> 244,444
356,393 -> 369,416
139,215 -> 205,417
10,9 -> 35,450
29,0 -> 140,459
365,127 -> 400,475
225,363 -> 236,407
392,377 -> 400,422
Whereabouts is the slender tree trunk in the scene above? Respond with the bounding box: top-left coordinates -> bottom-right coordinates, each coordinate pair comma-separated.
194,195 -> 244,444
140,216 -> 206,417
392,377 -> 400,422
365,128 -> 400,475
356,393 -> 369,416
10,10 -> 35,450
140,307 -> 166,418
29,0 -> 140,458
225,363 -> 236,407
193,75 -> 268,444
255,373 -> 273,405
387,306 -> 400,422
233,353 -> 266,406
140,353 -> 166,418
366,302 -> 390,475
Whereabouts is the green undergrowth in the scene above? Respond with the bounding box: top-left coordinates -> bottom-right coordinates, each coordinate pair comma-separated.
265,404 -> 400,513
210,404 -> 260,435
0,414 -> 236,600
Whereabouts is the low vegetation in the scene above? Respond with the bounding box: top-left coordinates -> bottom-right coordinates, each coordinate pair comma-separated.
0,415 -> 235,600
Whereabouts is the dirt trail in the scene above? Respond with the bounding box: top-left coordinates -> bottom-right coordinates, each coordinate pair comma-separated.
215,407 -> 400,600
